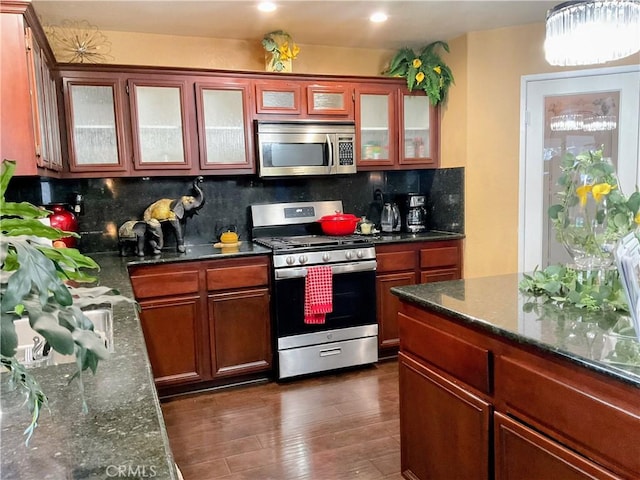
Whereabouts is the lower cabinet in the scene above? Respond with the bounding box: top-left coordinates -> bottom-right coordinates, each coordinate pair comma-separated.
494,413 -> 620,480
398,302 -> 639,480
128,255 -> 272,396
138,295 -> 209,388
399,352 -> 491,480
209,288 -> 271,378
376,239 -> 462,357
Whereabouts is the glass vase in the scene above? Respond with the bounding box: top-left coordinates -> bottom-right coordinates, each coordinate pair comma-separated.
558,156 -> 625,270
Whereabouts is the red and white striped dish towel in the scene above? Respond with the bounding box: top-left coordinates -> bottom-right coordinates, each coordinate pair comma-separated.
304,266 -> 333,324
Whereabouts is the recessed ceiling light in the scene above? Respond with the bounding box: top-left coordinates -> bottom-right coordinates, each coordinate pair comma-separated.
370,12 -> 388,23
258,2 -> 277,13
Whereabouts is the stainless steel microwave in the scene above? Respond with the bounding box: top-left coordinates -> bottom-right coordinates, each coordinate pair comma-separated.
256,121 -> 356,177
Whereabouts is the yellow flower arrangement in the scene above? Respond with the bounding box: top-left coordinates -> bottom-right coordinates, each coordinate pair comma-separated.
383,41 -> 454,106
262,30 -> 300,72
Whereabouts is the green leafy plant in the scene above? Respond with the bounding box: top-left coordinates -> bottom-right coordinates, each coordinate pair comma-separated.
383,41 -> 454,106
519,264 -> 629,312
0,159 -> 134,444
262,30 -> 300,72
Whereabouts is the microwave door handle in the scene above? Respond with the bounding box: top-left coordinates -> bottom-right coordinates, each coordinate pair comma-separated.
326,134 -> 334,174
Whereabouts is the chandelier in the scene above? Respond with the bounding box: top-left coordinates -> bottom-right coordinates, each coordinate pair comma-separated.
544,0 -> 640,66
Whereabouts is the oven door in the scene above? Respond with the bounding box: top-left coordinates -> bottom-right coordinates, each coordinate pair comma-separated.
258,132 -> 335,177
273,262 -> 376,338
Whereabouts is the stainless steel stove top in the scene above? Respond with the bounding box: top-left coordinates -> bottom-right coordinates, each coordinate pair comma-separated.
253,234 -> 371,250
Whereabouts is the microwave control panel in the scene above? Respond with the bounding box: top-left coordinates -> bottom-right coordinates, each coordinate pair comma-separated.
338,137 -> 355,166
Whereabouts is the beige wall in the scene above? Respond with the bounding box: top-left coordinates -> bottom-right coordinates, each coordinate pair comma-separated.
102,30 -> 395,76
443,23 -> 637,278
65,26 -> 638,279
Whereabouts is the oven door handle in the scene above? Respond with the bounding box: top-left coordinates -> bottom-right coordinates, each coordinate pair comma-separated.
274,260 -> 377,280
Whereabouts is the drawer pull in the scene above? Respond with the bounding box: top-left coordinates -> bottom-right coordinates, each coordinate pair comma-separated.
320,347 -> 342,357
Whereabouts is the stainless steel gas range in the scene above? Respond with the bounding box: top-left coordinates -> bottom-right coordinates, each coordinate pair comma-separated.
251,200 -> 378,380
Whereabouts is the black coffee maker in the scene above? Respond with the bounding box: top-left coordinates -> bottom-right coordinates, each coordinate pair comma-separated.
397,193 -> 427,233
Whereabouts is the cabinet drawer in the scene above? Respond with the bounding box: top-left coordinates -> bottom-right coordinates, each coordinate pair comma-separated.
377,250 -> 415,272
398,312 -> 491,394
495,355 -> 640,477
420,246 -> 459,269
130,270 -> 199,299
206,264 -> 269,291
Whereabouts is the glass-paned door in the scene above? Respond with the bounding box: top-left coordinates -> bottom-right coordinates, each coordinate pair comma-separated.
129,80 -> 192,169
520,66 -> 640,272
196,82 -> 252,171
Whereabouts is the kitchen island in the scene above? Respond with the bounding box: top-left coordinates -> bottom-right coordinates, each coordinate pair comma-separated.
392,274 -> 640,480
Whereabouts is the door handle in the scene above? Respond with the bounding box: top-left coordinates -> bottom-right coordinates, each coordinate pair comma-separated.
320,347 -> 342,357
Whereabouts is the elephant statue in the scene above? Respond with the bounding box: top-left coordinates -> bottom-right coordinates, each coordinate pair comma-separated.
118,219 -> 163,257
143,176 -> 205,253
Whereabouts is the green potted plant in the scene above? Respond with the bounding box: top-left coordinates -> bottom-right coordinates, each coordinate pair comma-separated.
383,41 -> 454,106
0,159 -> 134,444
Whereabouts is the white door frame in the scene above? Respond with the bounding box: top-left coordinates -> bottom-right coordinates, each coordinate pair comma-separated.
518,64 -> 640,273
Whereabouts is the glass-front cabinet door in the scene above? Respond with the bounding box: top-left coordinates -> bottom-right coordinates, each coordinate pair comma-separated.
63,79 -> 127,173
400,90 -> 439,167
195,81 -> 253,172
129,79 -> 192,170
355,85 -> 396,168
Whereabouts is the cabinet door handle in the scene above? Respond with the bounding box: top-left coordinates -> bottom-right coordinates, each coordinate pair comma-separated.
320,347 -> 341,357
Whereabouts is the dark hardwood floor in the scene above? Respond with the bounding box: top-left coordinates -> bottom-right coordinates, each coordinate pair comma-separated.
161,359 -> 401,480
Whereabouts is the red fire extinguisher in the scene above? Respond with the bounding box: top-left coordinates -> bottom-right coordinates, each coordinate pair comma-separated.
47,204 -> 79,248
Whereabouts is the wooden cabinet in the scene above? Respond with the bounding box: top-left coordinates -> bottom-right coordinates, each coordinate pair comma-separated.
494,413 -> 621,480
128,77 -> 195,171
254,80 -> 353,118
399,352 -> 491,480
63,77 -> 129,173
128,255 -> 272,396
397,301 -> 640,480
1,2 -> 62,176
195,78 -> 254,173
355,84 -> 397,168
399,89 -> 439,168
356,85 -> 439,170
375,239 -> 463,357
61,68 -> 256,177
205,258 -> 272,378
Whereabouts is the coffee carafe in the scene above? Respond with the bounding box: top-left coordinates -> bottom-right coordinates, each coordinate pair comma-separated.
400,193 -> 427,233
380,202 -> 401,233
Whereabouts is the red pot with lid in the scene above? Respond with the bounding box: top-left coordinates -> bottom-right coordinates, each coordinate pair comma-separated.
317,212 -> 361,236
47,204 -> 79,248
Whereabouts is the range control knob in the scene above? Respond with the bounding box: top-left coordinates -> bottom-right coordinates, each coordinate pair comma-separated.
322,253 -> 331,262
356,249 -> 365,259
286,256 -> 296,265
345,250 -> 354,260
298,254 -> 308,264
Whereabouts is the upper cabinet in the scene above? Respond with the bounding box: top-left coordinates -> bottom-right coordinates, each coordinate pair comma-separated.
63,77 -> 128,173
254,80 -> 353,118
1,2 -> 63,176
355,84 -> 397,168
195,79 -> 254,173
128,77 -> 194,171
399,89 -> 439,168
356,84 -> 439,170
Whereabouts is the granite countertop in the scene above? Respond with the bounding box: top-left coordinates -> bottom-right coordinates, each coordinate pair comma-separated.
367,230 -> 465,244
127,241 -> 272,266
391,273 -> 640,389
1,254 -> 178,480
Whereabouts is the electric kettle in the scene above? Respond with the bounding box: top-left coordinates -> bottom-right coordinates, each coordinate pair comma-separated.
380,203 -> 401,233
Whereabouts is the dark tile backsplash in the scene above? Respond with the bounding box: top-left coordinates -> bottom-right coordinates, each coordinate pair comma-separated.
6,168 -> 463,254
